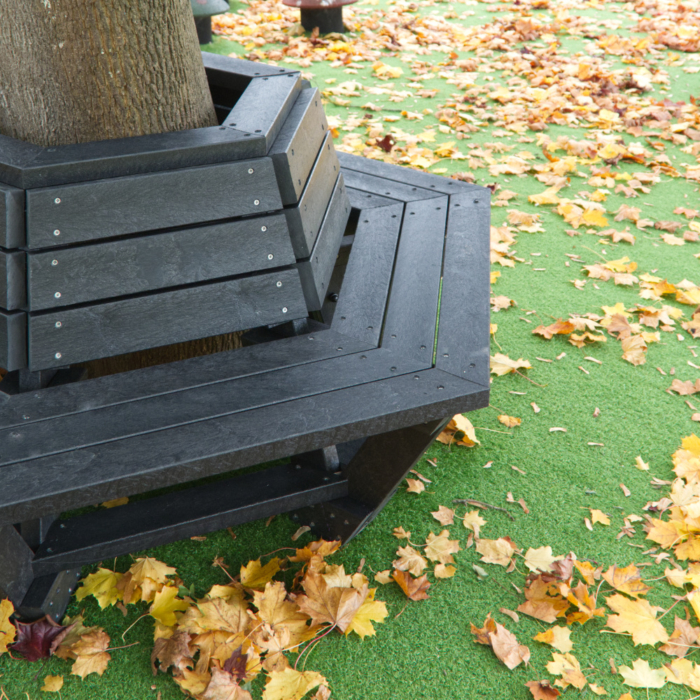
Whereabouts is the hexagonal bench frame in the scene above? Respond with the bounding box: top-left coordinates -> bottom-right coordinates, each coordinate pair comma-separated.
0,53 -> 349,378
0,66 -> 490,624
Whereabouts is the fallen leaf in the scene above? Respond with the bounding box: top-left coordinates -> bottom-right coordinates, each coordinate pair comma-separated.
262,668 -> 327,700
546,652 -> 587,690
0,599 -> 16,655
291,526 -> 311,542
240,558 -> 281,591
498,414 -> 522,428
70,629 -> 111,679
489,623 -> 530,669
490,353 -> 532,376
424,530 -> 460,564
463,510 -> 486,538
605,594 -> 669,645
602,565 -> 651,598
476,537 -> 519,567
533,626 -> 573,653
11,616 -> 67,662
405,478 -> 425,494
392,570 -> 430,601
296,573 -> 367,632
434,564 -> 457,579
393,546 -> 428,576
431,506 -> 455,526
41,675 -> 64,692
660,615 -> 700,658
525,680 -> 561,700
590,509 -> 611,526
619,659 -> 666,688
524,546 -> 558,573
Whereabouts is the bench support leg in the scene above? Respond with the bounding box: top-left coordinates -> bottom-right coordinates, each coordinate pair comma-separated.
0,525 -> 35,607
293,417 -> 449,544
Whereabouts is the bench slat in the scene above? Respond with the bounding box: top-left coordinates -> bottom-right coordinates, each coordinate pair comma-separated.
223,74 -> 302,153
332,202 -> 403,346
0,183 -> 25,249
0,369 -> 487,524
25,159 -> 282,249
0,347 -> 425,466
27,268 -> 307,370
0,250 -> 25,311
270,88 -> 328,206
338,151 -> 481,194
0,309 -> 26,372
284,132 -> 340,259
435,192 -> 491,387
340,168 -> 441,203
0,328 -> 370,429
26,213 -> 295,311
346,187 -> 397,210
32,463 -> 347,575
296,175 -> 351,311
381,196 -> 448,363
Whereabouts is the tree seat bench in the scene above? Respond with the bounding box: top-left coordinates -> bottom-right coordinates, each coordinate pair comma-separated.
0,58 -> 490,623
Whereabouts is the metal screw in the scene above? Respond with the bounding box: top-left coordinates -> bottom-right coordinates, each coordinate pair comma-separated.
51,259 -> 58,266
276,281 -> 282,287
282,307 -> 288,313
261,226 -> 267,232
268,254 -> 274,260
55,321 -> 62,328
54,292 -> 61,298
54,198 -> 61,204
53,229 -> 60,236
248,168 -> 254,174
254,199 -> 260,206
55,352 -> 62,359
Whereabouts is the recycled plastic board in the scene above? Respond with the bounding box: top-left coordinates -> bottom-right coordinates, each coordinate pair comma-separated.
0,309 -> 27,372
27,268 -> 307,370
269,88 -> 328,206
0,250 -> 25,311
296,175 -> 351,311
0,184 -> 25,249
26,213 -> 294,311
223,74 -> 302,152
25,159 -> 282,249
284,132 -> 340,259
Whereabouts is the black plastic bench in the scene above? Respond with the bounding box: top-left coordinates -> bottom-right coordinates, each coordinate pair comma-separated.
0,54 -> 490,622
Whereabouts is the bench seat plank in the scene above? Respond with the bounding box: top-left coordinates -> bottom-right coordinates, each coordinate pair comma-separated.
0,347 -> 427,466
338,151 -> 481,195
26,213 -> 295,311
0,369 -> 487,524
284,132 -> 340,259
296,175 -> 351,311
270,88 -> 328,206
0,328 -> 371,429
435,192 -> 491,387
25,159 -> 282,249
332,202 -> 403,346
340,168 -> 441,203
27,268 -> 307,370
32,463 -> 347,575
224,74 -> 302,153
381,196 -> 448,363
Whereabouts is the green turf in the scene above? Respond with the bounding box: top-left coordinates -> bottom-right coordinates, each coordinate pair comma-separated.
3,0 -> 700,698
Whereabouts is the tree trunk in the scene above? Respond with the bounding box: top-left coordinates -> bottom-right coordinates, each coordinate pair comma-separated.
0,0 -> 241,378
0,0 -> 217,147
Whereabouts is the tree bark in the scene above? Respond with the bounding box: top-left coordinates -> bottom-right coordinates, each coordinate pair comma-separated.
0,0 -> 241,378
0,0 -> 217,147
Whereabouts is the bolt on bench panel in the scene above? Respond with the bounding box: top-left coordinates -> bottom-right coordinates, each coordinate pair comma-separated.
285,132 -> 340,259
25,159 -> 282,249
0,183 -> 25,249
26,213 -> 295,311
296,175 -> 351,311
270,88 -> 328,206
27,268 -> 307,370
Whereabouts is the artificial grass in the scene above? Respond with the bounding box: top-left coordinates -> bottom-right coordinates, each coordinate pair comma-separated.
3,0 -> 700,698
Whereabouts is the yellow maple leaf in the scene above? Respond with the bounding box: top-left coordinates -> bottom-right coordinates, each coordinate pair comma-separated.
70,629 -> 111,680
263,668 -> 328,700
424,530 -> 460,564
463,510 -> 486,538
0,599 -> 16,655
546,652 -> 587,690
666,657 -> 700,691
524,546 -> 558,573
345,590 -> 388,638
529,186 -> 562,206
590,509 -> 610,526
434,564 -> 457,578
240,558 -> 281,590
601,565 -> 650,598
41,675 -> 64,692
75,568 -> 123,609
436,414 -> 479,447
393,546 -> 428,576
620,659 -> 666,689
476,537 -> 518,567
498,414 -> 522,428
605,594 -> 669,645
490,353 -> 532,376
533,626 -> 573,653
149,586 -> 190,627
